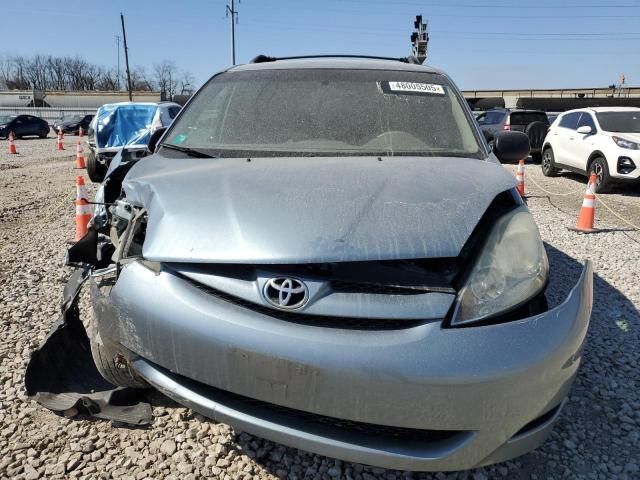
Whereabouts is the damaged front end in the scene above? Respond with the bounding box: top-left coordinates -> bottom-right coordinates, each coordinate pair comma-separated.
25,151 -> 154,425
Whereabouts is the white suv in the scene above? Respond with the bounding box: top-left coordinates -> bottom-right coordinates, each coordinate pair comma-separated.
541,107 -> 640,192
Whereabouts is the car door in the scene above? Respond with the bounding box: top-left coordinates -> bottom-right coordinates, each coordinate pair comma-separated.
10,116 -> 22,137
551,111 -> 580,168
573,112 -> 598,172
26,116 -> 42,136
25,116 -> 39,136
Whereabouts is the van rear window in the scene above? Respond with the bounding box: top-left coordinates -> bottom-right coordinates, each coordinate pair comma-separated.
509,112 -> 549,126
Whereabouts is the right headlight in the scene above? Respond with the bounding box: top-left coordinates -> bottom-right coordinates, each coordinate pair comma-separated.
612,136 -> 640,150
451,206 -> 548,326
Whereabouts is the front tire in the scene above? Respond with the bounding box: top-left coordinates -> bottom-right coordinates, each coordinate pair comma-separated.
87,308 -> 148,389
87,152 -> 107,183
541,147 -> 560,177
589,157 -> 612,193
90,335 -> 149,389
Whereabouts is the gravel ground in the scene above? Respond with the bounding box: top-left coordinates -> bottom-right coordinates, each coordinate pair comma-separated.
1,138 -> 639,480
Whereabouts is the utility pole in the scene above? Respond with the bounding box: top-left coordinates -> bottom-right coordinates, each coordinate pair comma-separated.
226,0 -> 239,65
120,13 -> 133,101
115,35 -> 121,90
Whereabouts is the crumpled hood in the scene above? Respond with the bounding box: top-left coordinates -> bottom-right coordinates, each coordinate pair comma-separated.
122,155 -> 516,264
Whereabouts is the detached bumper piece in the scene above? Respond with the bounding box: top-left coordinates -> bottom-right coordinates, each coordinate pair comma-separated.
24,268 -> 152,426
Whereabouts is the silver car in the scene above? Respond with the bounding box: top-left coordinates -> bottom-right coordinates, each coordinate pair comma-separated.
33,56 -> 593,471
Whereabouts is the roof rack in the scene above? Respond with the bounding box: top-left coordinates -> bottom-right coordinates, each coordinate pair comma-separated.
250,54 -> 421,64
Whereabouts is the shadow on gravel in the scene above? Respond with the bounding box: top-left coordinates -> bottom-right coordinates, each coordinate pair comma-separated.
558,171 -> 640,198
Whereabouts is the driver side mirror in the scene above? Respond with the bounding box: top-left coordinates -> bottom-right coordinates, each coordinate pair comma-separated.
148,127 -> 168,154
576,125 -> 593,135
492,131 -> 530,163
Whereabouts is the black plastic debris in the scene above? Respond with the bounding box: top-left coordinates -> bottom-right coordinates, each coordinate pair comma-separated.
24,268 -> 152,426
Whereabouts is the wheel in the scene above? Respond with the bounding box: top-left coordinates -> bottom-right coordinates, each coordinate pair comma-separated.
589,157 -> 612,193
86,152 -> 107,183
525,121 -> 548,159
541,147 -> 560,177
39,131 -> 48,139
87,309 -> 148,388
89,334 -> 148,388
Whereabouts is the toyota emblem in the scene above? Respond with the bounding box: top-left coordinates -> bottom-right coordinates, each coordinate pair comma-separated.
263,277 -> 309,310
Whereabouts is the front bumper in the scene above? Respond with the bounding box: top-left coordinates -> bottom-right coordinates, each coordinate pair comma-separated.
91,260 -> 593,471
610,150 -> 640,182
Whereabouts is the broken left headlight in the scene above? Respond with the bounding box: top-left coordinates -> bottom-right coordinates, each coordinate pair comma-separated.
109,200 -> 147,261
451,206 -> 548,326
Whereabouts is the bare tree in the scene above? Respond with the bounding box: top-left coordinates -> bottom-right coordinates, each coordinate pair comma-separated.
178,71 -> 195,95
96,67 -> 120,91
0,54 -> 193,93
153,60 -> 179,100
0,55 -> 12,89
130,65 -> 154,91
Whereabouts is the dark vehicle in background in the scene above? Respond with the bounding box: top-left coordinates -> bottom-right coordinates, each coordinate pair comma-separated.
54,114 -> 94,135
476,109 -> 550,161
0,114 -> 49,139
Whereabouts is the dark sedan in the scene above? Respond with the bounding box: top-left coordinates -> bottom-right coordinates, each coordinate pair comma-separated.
54,114 -> 94,135
0,114 -> 50,139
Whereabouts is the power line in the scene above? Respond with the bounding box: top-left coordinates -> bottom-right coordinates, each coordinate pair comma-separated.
332,0 -> 640,7
242,19 -> 640,39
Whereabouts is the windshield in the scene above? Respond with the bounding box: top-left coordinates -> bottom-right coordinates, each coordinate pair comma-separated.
0,115 -> 16,124
164,69 -> 482,157
596,111 -> 640,133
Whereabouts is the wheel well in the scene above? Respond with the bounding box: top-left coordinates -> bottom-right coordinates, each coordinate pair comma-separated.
587,151 -> 605,171
542,143 -> 552,152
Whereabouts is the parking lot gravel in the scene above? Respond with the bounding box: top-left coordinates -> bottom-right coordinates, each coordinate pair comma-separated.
1,138 -> 639,480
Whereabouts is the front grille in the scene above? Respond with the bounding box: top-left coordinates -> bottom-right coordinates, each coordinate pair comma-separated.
248,399 -> 458,443
331,280 -> 455,295
178,273 -> 425,330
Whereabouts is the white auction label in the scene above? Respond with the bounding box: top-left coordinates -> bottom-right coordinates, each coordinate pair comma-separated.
387,82 -> 445,95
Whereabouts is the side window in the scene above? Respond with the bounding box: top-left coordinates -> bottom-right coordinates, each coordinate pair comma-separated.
168,106 -> 181,119
577,113 -> 596,131
559,112 -> 580,130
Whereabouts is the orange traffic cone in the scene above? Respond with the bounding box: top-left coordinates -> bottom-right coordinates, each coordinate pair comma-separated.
57,128 -> 64,150
8,131 -> 17,154
79,126 -> 83,137
515,159 -> 525,197
570,173 -> 599,233
75,140 -> 86,169
74,175 -> 92,241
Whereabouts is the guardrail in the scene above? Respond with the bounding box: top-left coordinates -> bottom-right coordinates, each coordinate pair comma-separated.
0,107 -> 96,125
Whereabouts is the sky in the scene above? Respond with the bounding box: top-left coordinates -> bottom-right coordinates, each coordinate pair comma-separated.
2,0 -> 639,91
